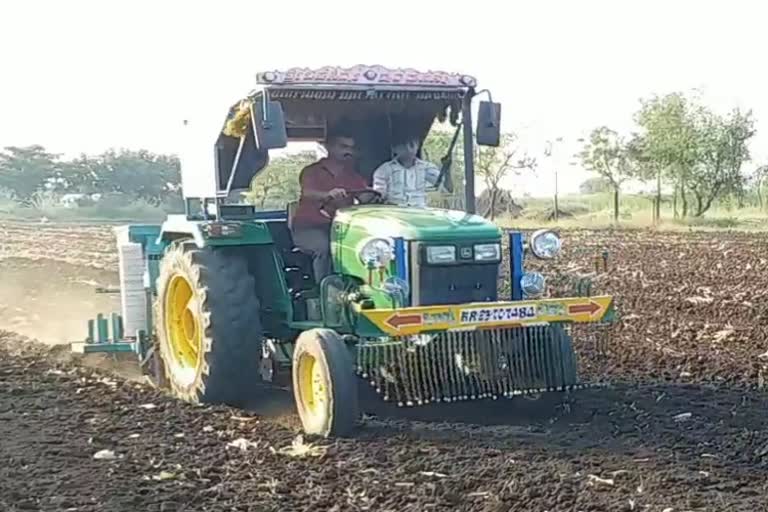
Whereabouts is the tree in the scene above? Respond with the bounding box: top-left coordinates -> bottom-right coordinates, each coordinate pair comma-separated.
686,108 -> 754,216
92,149 -> 181,204
0,145 -> 182,207
245,151 -> 316,209
632,92 -> 756,219
634,92 -> 699,220
60,154 -> 100,193
579,127 -> 635,221
753,165 -> 768,211
0,145 -> 61,204
475,133 -> 536,220
579,176 -> 611,195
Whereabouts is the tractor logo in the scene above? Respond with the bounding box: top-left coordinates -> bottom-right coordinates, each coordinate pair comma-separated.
423,311 -> 454,325
537,302 -> 567,317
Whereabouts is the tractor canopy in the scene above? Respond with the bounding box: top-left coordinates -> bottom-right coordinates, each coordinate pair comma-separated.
211,65 -> 500,211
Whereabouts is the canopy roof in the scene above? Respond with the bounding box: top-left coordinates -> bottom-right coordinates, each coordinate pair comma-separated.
213,65 -> 476,194
223,65 -> 473,144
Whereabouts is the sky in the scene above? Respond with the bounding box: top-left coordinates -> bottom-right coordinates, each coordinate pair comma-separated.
1,0 -> 766,197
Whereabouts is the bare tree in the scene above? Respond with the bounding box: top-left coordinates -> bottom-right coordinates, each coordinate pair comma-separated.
753,165 -> 768,211
476,133 -> 536,220
579,127 -> 635,221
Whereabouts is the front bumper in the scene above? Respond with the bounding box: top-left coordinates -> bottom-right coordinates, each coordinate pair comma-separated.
357,295 -> 614,337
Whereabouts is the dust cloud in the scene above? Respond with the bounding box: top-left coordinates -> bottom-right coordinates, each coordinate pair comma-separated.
0,258 -> 120,345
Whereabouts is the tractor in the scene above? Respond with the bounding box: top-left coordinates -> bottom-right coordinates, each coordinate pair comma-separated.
72,65 -> 615,437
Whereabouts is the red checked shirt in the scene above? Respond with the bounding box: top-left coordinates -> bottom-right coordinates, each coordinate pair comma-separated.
292,158 -> 368,228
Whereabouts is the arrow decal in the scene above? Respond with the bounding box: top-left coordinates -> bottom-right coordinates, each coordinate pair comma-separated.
385,313 -> 422,330
567,300 -> 602,316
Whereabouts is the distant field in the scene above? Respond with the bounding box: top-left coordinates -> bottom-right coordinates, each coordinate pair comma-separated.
0,196 -> 174,223
503,192 -> 768,232
2,192 -> 767,232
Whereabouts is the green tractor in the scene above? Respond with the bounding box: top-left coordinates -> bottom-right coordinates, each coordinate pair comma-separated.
73,65 -> 615,437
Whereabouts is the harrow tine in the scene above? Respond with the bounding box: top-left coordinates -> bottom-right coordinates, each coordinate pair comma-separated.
356,324 -> 597,406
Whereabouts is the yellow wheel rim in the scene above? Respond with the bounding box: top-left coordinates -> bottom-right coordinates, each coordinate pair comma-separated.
164,274 -> 202,385
298,353 -> 327,416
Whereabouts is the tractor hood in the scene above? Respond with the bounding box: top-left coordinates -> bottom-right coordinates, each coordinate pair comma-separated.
333,205 -> 500,242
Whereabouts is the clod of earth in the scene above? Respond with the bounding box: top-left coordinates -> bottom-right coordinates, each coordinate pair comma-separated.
93,449 -> 117,460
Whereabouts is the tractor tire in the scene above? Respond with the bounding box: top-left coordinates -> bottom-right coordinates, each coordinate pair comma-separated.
292,328 -> 359,437
155,242 -> 262,406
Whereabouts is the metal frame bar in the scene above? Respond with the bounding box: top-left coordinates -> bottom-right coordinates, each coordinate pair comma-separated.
259,84 -> 471,93
393,237 -> 409,306
509,231 -> 524,301
462,90 -> 476,214
224,136 -> 247,198
409,241 -> 422,306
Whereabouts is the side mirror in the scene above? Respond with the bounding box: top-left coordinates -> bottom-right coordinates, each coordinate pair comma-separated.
251,100 -> 288,150
476,101 -> 501,147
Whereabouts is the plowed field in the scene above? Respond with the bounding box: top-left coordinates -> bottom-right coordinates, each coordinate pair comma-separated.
1,220 -> 768,511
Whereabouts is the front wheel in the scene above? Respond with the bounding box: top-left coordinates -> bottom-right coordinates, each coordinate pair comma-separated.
292,329 -> 359,437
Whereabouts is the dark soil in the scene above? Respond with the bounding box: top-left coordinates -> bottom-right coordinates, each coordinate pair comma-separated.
2,228 -> 768,511
2,331 -> 768,511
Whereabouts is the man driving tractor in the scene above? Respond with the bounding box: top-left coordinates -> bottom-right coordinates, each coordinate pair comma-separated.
291,129 -> 368,280
372,136 -> 453,207
293,130 -> 457,279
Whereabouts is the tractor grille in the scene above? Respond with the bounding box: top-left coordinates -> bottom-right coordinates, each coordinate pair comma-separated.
416,263 -> 498,306
356,325 -> 586,406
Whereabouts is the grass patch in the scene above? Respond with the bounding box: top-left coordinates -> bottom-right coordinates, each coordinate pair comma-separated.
501,193 -> 768,232
0,196 -> 180,223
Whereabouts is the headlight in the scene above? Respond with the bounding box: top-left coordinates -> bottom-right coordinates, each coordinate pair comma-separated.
529,229 -> 562,259
358,238 -> 393,267
520,271 -> 546,298
426,245 -> 456,264
474,243 -> 501,262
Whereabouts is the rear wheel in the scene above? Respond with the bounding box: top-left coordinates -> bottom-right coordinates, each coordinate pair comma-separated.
292,329 -> 359,437
155,242 -> 262,405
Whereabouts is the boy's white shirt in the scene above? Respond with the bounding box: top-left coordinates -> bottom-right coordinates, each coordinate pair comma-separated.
372,157 -> 442,208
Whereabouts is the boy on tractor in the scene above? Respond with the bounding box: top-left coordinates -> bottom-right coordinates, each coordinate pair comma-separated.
372,136 -> 454,207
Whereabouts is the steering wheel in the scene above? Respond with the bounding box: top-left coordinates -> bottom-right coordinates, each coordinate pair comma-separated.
319,188 -> 384,218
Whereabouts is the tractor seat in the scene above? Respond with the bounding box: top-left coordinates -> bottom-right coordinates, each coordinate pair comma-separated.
263,212 -> 317,297
287,200 -> 298,231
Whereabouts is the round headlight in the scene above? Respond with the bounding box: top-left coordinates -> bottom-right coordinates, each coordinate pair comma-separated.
520,271 -> 546,298
358,238 -> 393,267
529,229 -> 562,259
